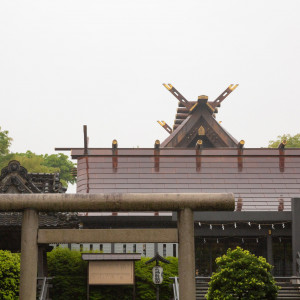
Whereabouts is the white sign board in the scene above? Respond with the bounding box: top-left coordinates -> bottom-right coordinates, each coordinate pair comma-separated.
152,266 -> 163,284
89,261 -> 134,285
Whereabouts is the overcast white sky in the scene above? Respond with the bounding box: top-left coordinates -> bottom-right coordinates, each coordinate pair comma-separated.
1,0 -> 300,157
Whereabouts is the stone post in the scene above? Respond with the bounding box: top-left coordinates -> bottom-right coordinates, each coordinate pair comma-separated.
20,209 -> 39,300
178,208 -> 195,300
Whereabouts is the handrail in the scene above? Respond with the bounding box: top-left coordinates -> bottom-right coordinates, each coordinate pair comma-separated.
37,277 -> 53,300
39,277 -> 47,300
297,252 -> 300,277
274,276 -> 300,280
171,276 -> 179,300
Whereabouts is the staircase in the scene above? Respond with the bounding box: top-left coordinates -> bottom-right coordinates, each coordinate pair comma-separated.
195,277 -> 209,300
276,277 -> 300,300
194,277 -> 300,300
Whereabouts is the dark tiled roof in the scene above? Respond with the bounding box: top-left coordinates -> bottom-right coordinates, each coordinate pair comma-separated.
0,160 -> 66,194
0,212 -> 79,229
75,148 -> 300,211
0,161 -> 77,229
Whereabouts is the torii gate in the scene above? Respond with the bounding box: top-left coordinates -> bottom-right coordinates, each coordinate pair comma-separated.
0,192 -> 234,300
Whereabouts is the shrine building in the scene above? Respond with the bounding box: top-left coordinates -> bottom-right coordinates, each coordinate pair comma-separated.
56,83 -> 300,277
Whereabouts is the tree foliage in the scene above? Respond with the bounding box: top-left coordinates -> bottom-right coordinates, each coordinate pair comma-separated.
47,248 -> 178,300
268,133 -> 300,148
0,126 -> 76,187
47,247 -> 87,300
42,153 -> 76,185
0,250 -> 20,300
206,247 -> 279,300
0,151 -> 75,187
0,127 -> 12,156
134,257 -> 178,300
13,151 -> 76,187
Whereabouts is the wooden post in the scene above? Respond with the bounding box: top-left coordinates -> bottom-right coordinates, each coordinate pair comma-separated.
178,208 -> 196,300
83,125 -> 88,155
267,233 -> 274,274
19,209 -> 39,300
292,198 -> 300,275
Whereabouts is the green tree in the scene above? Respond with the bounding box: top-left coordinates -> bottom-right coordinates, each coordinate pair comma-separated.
268,133 -> 300,148
206,247 -> 279,300
0,250 -> 20,300
0,126 -> 76,187
47,247 -> 87,300
0,127 -> 12,155
0,151 -> 76,187
12,151 -> 76,187
9,151 -> 59,174
42,153 -> 76,186
134,257 -> 178,300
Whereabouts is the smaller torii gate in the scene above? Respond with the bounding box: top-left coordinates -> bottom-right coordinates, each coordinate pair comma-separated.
0,192 -> 234,300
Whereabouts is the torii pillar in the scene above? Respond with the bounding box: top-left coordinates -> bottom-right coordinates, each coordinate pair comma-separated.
19,209 -> 39,299
178,208 -> 196,299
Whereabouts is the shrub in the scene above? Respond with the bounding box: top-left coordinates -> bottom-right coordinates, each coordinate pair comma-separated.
206,247 -> 279,300
135,257 -> 178,300
47,247 -> 87,299
0,250 -> 20,300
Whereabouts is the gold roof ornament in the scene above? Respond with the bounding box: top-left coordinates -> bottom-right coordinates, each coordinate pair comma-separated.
198,126 -> 205,136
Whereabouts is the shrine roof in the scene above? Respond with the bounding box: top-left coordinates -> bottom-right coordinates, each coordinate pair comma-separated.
72,147 -> 300,212
55,85 -> 300,213
0,161 -> 78,230
158,84 -> 239,148
67,147 -> 300,158
0,212 -> 79,229
0,160 -> 66,194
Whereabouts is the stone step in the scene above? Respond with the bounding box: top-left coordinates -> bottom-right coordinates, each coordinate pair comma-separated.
194,281 -> 300,300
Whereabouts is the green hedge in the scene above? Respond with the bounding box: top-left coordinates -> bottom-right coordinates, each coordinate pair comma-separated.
0,250 -> 20,300
47,248 -> 87,299
47,248 -> 178,300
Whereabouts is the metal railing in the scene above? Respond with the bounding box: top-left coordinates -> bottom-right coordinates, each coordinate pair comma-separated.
171,277 -> 179,300
39,277 -> 47,300
37,277 -> 53,300
297,252 -> 300,277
